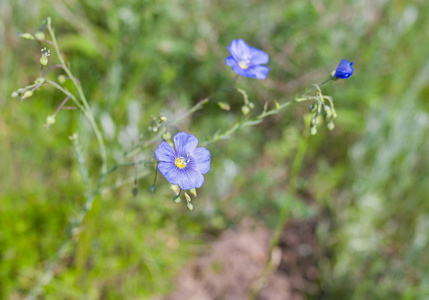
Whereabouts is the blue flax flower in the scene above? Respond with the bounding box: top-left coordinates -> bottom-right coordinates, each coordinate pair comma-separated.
334,58 -> 354,79
225,39 -> 270,79
155,132 -> 211,190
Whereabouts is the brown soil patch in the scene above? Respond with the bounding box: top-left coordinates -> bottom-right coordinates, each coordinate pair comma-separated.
161,217 -> 320,300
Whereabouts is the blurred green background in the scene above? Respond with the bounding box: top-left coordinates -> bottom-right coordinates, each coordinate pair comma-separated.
1,0 -> 429,299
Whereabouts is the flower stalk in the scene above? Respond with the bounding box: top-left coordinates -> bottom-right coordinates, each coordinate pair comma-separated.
45,17 -> 107,175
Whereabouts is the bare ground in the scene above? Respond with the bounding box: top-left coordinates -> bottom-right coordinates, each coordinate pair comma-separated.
161,217 -> 320,300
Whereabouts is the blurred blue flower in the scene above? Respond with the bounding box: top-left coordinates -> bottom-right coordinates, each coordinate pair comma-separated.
334,58 -> 354,79
225,39 -> 270,79
155,132 -> 211,190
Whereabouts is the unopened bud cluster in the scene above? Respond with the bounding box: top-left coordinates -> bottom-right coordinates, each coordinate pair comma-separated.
148,113 -> 167,133
308,88 -> 337,135
170,185 -> 197,211
11,78 -> 46,101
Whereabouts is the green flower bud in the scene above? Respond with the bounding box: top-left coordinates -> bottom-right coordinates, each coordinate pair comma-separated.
132,187 -> 138,197
327,121 -> 335,131
35,32 -> 45,40
241,105 -> 250,115
274,100 -> 280,110
310,127 -> 317,135
69,133 -> 78,140
162,132 -> 171,141
46,115 -> 56,126
170,184 -> 180,194
40,56 -> 48,66
23,90 -> 33,98
248,102 -> 254,109
309,103 -> 318,112
19,33 -> 34,40
173,195 -> 181,203
187,203 -> 193,211
324,106 -> 332,118
40,47 -> 50,66
217,102 -> 230,111
11,91 -> 18,98
184,192 -> 191,203
160,114 -> 167,122
189,188 -> 197,197
58,75 -> 67,84
149,184 -> 158,195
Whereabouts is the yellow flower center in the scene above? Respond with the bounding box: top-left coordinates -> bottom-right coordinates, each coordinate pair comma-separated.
175,157 -> 186,169
239,61 -> 248,69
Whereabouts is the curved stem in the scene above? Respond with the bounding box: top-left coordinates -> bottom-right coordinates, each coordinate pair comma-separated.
46,80 -> 86,112
41,64 -> 65,77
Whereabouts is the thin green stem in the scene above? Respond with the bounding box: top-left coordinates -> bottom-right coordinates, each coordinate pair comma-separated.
227,74 -> 240,89
250,129 -> 309,299
53,96 -> 70,116
202,91 -> 314,146
153,162 -> 159,186
174,97 -> 210,125
46,80 -> 86,112
46,17 -> 107,175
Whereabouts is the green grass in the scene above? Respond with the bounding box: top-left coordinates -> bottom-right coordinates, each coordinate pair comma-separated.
1,0 -> 429,298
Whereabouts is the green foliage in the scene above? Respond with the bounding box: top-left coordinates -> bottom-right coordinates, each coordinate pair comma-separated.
1,0 -> 429,299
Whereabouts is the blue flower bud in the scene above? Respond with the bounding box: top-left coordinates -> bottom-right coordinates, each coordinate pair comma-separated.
333,59 -> 354,79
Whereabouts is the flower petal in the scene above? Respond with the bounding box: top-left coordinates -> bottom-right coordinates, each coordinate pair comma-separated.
227,39 -> 251,62
154,141 -> 176,162
190,147 -> 211,174
225,56 -> 251,78
178,168 -> 205,190
225,56 -> 237,67
245,65 -> 270,80
158,162 -> 181,185
249,47 -> 269,65
174,132 -> 198,157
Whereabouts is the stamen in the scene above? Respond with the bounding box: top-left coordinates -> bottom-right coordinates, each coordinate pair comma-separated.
175,157 -> 186,169
239,61 -> 248,69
